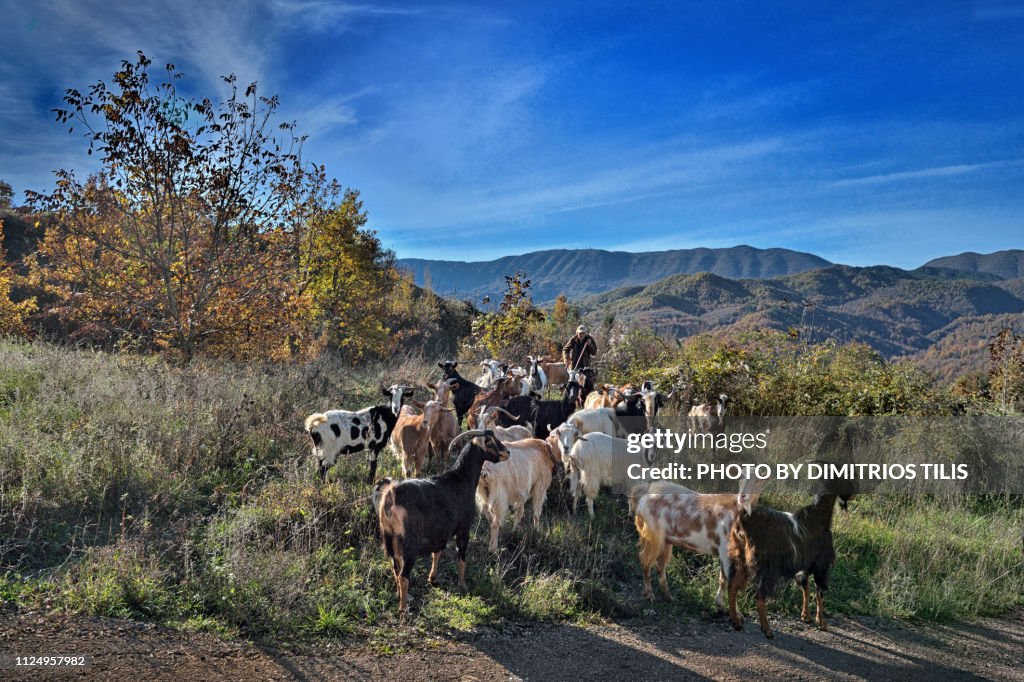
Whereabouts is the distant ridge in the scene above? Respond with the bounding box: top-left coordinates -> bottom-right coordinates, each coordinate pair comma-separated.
923,250 -> 1024,280
577,264 -> 1024,380
397,246 -> 831,303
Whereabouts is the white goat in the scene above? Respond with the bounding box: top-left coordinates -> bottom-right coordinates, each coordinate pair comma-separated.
475,437 -> 560,552
564,431 -> 652,518
480,406 -> 534,443
567,408 -> 619,438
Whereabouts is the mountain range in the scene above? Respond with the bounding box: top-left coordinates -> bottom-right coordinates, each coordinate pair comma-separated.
399,246 -> 1024,379
576,262 -> 1024,379
397,246 -> 830,303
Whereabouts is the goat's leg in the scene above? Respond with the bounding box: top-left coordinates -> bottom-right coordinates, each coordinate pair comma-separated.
512,501 -> 525,530
717,548 -> 731,613
428,552 -> 441,584
367,453 -> 378,484
657,545 -> 673,601
716,567 -> 728,614
532,484 -> 546,526
815,588 -> 827,630
586,493 -> 596,519
727,572 -> 744,630
455,527 -> 470,590
641,560 -> 655,602
756,596 -> 773,639
798,574 -> 811,623
489,508 -> 503,553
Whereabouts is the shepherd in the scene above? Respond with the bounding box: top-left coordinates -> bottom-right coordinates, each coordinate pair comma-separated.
562,325 -> 598,371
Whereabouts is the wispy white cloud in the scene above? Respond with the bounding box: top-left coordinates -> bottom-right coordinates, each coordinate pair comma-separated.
830,159 -> 1024,187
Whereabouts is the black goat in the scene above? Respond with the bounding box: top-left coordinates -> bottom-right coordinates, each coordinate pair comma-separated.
726,477 -> 856,639
529,381 -> 581,439
612,392 -> 648,436
438,361 -> 482,425
569,367 -> 597,408
375,429 -> 509,613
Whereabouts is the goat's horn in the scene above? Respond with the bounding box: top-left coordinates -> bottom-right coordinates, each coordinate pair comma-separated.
447,429 -> 487,456
488,406 -> 518,420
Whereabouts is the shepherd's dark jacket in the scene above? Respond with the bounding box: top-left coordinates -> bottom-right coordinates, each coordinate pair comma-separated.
562,335 -> 598,369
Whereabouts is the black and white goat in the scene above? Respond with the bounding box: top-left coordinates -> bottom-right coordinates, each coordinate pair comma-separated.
375,429 -> 509,612
727,476 -> 856,639
305,385 -> 413,483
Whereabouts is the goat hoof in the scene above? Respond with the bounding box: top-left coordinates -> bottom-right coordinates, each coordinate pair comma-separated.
763,630 -> 774,640
731,620 -> 744,631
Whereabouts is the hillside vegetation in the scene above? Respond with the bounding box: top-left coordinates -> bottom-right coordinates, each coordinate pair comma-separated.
1,339 -> 1021,643
578,265 -> 1024,380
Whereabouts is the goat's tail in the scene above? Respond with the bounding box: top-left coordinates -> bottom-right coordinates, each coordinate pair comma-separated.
304,412 -> 327,431
635,508 -> 665,570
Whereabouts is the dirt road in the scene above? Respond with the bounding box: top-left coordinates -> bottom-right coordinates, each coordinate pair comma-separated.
2,609 -> 1022,680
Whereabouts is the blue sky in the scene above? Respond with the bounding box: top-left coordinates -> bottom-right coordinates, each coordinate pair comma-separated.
1,1 -> 1022,267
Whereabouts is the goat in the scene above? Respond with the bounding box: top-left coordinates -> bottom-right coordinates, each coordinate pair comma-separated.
375,429 -> 509,613
727,477 -> 856,638
562,431 -> 652,518
583,384 -> 623,409
640,385 -> 675,430
611,392 -> 649,436
305,385 -> 413,483
633,479 -> 762,611
476,437 -> 560,551
568,367 -> 597,408
465,377 -> 520,429
566,407 -> 619,438
538,357 -> 569,396
477,359 -> 504,388
530,381 -> 581,439
689,393 -> 730,433
479,406 -> 534,442
526,355 -> 548,394
391,400 -> 455,478
438,361 -> 482,425
426,379 -> 459,468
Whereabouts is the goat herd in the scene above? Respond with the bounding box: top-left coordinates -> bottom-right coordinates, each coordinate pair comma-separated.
304,358 -> 855,639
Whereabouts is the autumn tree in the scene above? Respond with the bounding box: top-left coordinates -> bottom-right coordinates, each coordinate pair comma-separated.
0,181 -> 12,210
26,52 -> 393,360
297,188 -> 397,359
471,272 -> 544,358
0,220 -> 36,336
988,328 -> 1024,413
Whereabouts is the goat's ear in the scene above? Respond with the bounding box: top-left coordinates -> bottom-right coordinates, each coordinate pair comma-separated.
411,400 -> 426,409
738,477 -> 766,514
427,382 -> 436,390
452,361 -> 458,368
437,362 -> 445,369
381,387 -> 392,397
451,382 -> 460,391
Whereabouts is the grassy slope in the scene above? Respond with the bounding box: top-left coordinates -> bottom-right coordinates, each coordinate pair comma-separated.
0,341 -> 1021,642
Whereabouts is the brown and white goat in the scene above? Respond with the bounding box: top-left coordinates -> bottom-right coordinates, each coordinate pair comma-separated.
465,378 -> 518,429
727,477 -> 855,639
475,436 -> 561,552
633,479 -> 763,611
689,393 -> 730,433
